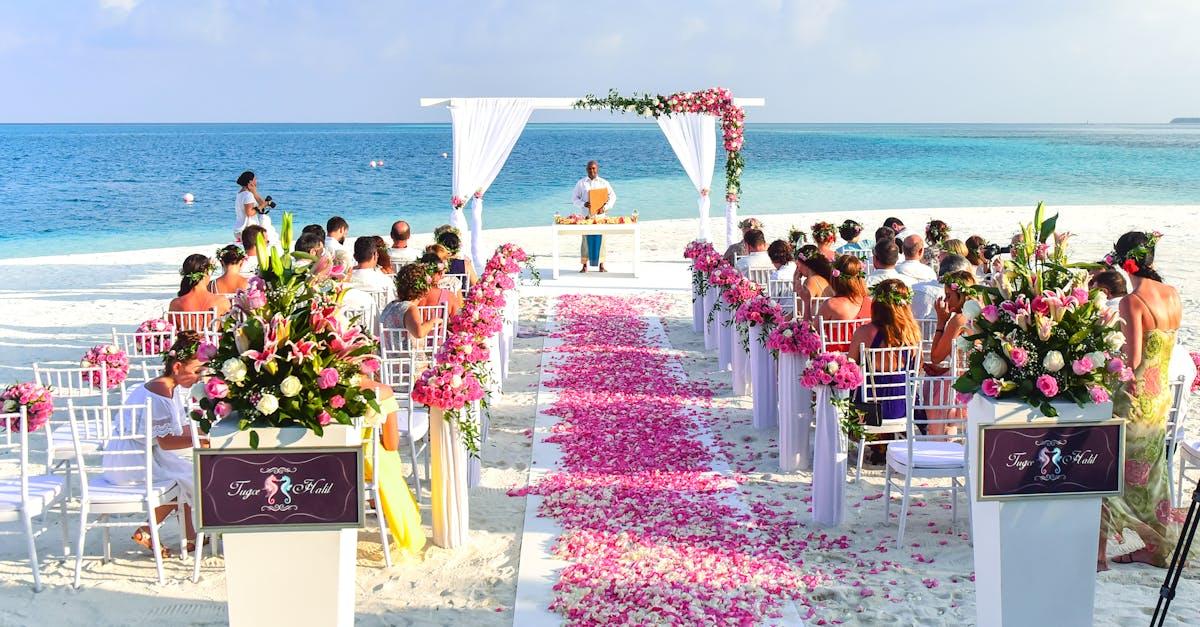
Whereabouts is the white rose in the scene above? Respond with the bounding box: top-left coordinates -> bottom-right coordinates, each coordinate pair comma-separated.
1088,351 -> 1107,367
255,393 -> 279,415
961,299 -> 982,320
450,374 -> 463,388
349,374 -> 362,387
80,359 -> 93,368
1106,331 -> 1125,351
279,376 -> 302,398
222,358 -> 248,384
1043,350 -> 1065,372
954,336 -> 973,352
824,361 -> 840,374
983,352 -> 1009,378
105,344 -> 119,354
1091,291 -> 1107,309
782,328 -> 794,337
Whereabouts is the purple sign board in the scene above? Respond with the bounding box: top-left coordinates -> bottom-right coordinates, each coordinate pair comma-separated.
195,447 -> 364,532
977,420 -> 1125,501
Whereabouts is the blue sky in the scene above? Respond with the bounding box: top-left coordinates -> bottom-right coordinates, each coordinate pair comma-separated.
2,0 -> 1198,123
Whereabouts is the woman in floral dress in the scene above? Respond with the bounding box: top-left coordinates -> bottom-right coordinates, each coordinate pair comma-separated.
1100,231 -> 1185,569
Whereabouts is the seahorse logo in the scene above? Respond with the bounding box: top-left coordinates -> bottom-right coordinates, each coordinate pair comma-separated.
1037,446 -> 1063,475
264,474 -> 280,504
279,475 -> 293,504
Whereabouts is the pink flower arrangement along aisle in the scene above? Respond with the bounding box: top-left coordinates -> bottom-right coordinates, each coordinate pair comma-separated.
735,294 -> 785,429
684,240 -> 725,352
1,382 -> 54,433
80,343 -> 130,390
767,319 -> 824,471
801,352 -> 865,528
512,294 -> 815,624
411,242 -> 528,548
712,262 -> 760,394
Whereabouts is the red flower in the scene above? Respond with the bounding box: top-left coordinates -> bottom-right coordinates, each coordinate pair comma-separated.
1122,258 -> 1139,274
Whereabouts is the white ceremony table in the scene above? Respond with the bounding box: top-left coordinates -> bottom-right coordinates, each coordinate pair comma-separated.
550,222 -> 641,279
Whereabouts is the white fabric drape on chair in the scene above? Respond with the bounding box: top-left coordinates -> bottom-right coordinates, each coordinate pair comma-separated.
450,98 -> 535,269
657,113 -> 717,242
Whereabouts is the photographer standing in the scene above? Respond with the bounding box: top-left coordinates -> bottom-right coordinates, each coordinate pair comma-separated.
234,171 -> 278,245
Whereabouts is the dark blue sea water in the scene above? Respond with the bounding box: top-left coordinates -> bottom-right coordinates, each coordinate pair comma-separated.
2,123 -> 1200,259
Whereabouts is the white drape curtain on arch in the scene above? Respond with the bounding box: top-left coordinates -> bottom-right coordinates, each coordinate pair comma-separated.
656,113 -> 716,242
450,98 -> 536,269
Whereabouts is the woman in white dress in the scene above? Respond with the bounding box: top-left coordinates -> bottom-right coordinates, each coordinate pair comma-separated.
103,331 -> 206,556
234,170 -> 277,245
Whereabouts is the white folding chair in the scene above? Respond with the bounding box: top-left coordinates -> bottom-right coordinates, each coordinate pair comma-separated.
368,290 -> 392,318
847,249 -> 874,273
0,408 -> 69,591
815,317 -> 869,353
379,357 -> 430,500
1165,376 -> 1191,506
801,295 -> 832,320
112,328 -> 175,383
767,278 -> 795,317
443,273 -> 469,293
916,317 -> 939,365
165,309 -> 220,345
69,399 -> 183,587
747,267 -> 773,289
362,424 -> 393,568
188,412 -> 219,583
33,364 -> 111,465
415,304 -> 449,359
854,344 -> 921,483
885,373 -> 970,548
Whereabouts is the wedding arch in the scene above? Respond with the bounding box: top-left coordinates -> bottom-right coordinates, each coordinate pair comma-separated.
420,90 -> 765,268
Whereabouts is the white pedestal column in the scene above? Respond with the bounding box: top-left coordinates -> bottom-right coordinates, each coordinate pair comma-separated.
777,353 -> 813,471
703,290 -> 718,352
811,387 -> 847,527
749,326 -> 778,429
716,306 -> 733,372
431,407 -> 470,548
967,396 -> 1114,627
486,333 -> 502,399
209,423 -> 359,627
500,291 -> 517,381
692,282 -> 704,334
468,400 -> 484,489
731,335 -> 751,396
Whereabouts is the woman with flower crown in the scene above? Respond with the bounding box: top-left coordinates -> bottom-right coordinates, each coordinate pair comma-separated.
811,221 -> 838,261
723,217 -> 762,264
212,244 -> 249,295
793,245 -> 833,318
1100,231 -> 1186,569
103,331 -> 207,557
380,262 -> 444,340
169,254 -> 231,321
923,270 -> 976,435
816,255 -> 873,344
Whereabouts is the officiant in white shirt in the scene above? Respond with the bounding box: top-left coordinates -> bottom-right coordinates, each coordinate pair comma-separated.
571,160 -> 616,273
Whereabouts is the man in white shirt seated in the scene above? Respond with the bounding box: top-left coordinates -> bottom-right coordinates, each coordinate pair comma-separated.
348,237 -> 395,300
240,224 -> 266,276
734,229 -> 773,277
911,254 -> 971,320
767,240 -> 796,281
867,240 -> 916,288
897,234 -> 938,282
324,216 -> 350,262
387,220 -> 419,267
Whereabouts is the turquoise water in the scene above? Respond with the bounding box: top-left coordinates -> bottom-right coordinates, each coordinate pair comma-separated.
2,123 -> 1200,259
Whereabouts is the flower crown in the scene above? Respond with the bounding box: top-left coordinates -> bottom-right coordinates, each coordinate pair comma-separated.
811,221 -> 836,243
830,267 -> 864,280
840,219 -> 863,236
787,226 -> 808,245
1105,231 -> 1162,274
869,282 -> 913,306
434,224 -> 462,239
217,246 -> 247,264
794,247 -> 821,262
939,273 -> 976,295
738,218 -> 762,231
181,259 -> 216,283
925,220 -> 951,244
163,339 -> 199,365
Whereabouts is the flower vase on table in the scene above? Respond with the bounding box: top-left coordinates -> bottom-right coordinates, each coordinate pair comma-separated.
801,353 -> 865,528
768,321 -> 823,471
951,204 -> 1130,627
737,295 -> 784,429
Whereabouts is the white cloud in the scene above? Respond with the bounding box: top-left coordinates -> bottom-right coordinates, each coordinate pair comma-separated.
99,0 -> 140,13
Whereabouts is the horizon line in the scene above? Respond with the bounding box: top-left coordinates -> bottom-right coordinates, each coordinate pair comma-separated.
0,120 -> 1192,126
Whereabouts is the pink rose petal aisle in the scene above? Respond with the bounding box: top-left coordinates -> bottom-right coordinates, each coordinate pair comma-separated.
512,294 -> 814,625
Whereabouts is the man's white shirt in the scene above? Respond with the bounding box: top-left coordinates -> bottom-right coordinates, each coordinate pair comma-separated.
571,176 -> 616,213
387,246 -> 418,267
910,280 -> 943,320
349,266 -> 394,300
896,259 -> 937,282
867,267 -> 917,288
736,251 -> 773,276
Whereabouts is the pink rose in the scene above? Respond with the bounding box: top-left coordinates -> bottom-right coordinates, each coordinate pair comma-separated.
360,357 -> 380,375
1107,358 -> 1124,373
1008,346 -> 1029,368
1036,374 -> 1059,398
197,342 -> 218,362
204,377 -> 230,399
317,368 -> 339,389
329,394 -> 346,409
1125,460 -> 1151,487
213,401 -> 232,418
1088,386 -> 1110,404
955,391 -> 975,404
981,305 -> 1000,323
1071,356 -> 1094,376
317,411 -> 333,426
981,379 -> 1002,398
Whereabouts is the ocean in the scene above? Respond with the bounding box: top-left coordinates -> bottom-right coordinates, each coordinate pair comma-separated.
2,123 -> 1200,259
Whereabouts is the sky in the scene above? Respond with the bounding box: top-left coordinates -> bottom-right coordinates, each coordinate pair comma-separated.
1,0 -> 1199,123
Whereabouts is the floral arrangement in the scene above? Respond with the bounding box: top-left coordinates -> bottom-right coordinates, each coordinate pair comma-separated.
737,217 -> 762,231
575,87 -> 746,200
684,240 -> 718,296
868,282 -> 913,306
1191,351 -> 1200,394
800,352 -> 867,440
194,214 -> 382,447
953,203 -> 1130,417
811,221 -> 837,245
134,318 -> 175,356
766,319 -> 823,357
1,382 -> 54,432
81,344 -> 130,390
554,214 -> 638,226
410,243 -> 527,456
450,195 -> 467,210
733,295 -> 784,350
787,226 -> 808,246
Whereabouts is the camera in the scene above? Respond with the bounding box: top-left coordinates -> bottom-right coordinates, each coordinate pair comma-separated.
982,243 -> 1011,260
259,195 -> 276,215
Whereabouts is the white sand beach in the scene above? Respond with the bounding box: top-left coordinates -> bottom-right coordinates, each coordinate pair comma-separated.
0,203 -> 1198,625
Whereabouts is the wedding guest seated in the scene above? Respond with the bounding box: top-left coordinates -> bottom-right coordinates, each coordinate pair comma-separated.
372,236 -> 396,275
867,240 -> 915,287
911,254 -> 971,320
923,270 -> 977,435
435,227 -> 479,287
897,234 -> 937,282
848,279 -> 922,460
938,238 -> 969,262
348,237 -> 395,298
816,256 -> 872,351
302,224 -> 327,242
104,331 -> 206,557
811,221 -> 838,261
925,219 -> 950,249
380,263 -> 442,339
836,219 -> 871,253
212,245 -> 249,295
169,254 -> 230,319
723,218 -> 762,264
388,220 -> 419,267
325,216 -> 350,262
874,226 -> 896,250
295,232 -> 325,258
883,216 -> 909,240
767,240 -> 795,280
240,224 -> 266,275
1090,270 -> 1129,310
417,252 -> 463,316
965,235 -> 989,278
735,229 -> 772,276
794,245 -> 833,318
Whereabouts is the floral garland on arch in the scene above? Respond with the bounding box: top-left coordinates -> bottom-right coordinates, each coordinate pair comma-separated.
574,87 -> 747,201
